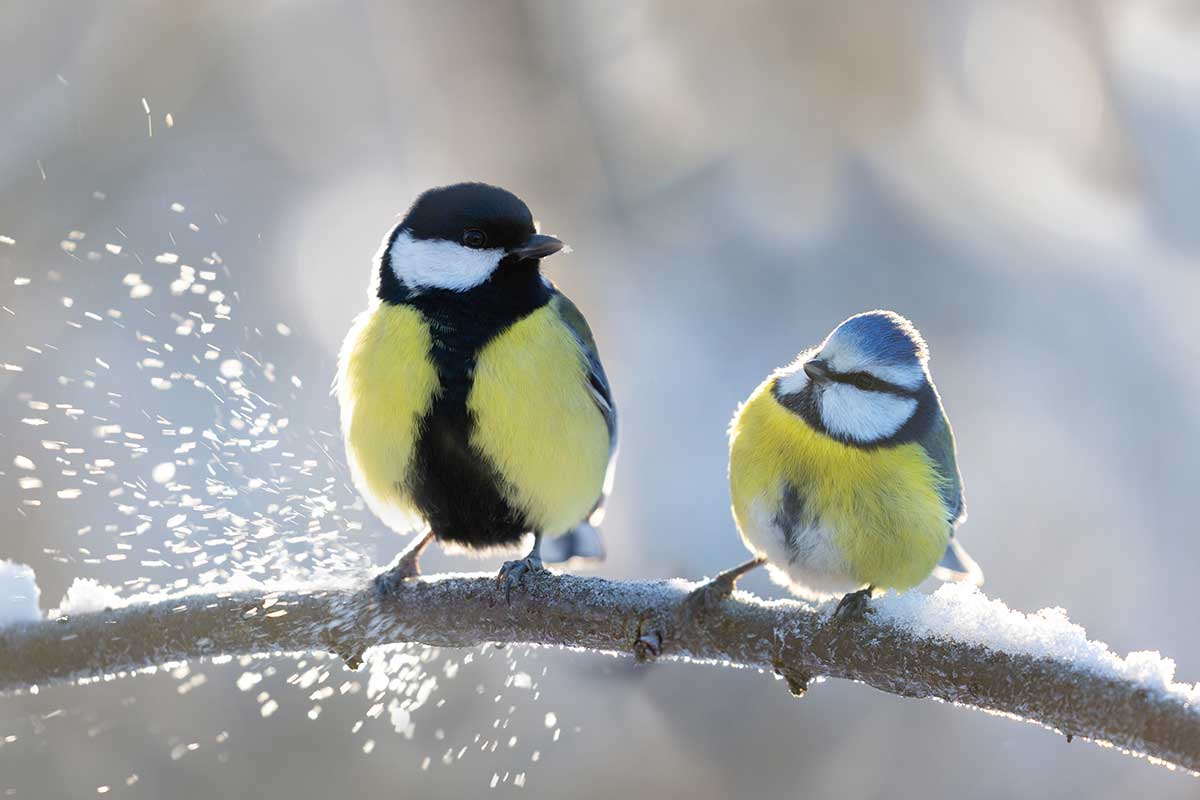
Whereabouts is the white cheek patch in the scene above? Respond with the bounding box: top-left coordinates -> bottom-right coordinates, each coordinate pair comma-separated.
819,383 -> 917,443
387,230 -> 505,292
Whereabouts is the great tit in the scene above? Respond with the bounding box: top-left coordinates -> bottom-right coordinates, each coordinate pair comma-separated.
336,183 -> 616,596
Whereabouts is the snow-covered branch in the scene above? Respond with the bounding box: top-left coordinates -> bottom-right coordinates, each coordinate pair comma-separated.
1,569 -> 1197,774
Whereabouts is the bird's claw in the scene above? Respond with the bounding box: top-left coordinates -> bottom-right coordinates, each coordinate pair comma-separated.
833,588 -> 873,621
496,555 -> 544,602
373,553 -> 422,598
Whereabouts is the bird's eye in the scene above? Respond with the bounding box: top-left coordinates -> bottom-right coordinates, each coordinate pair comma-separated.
462,229 -> 487,249
851,374 -> 877,391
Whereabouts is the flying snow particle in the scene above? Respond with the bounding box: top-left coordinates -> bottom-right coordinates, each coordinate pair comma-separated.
236,672 -> 262,691
13,456 -> 34,470
151,462 -> 177,484
219,359 -> 244,379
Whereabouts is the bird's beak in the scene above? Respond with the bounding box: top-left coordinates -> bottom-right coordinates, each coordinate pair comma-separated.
510,233 -> 565,261
803,359 -> 830,382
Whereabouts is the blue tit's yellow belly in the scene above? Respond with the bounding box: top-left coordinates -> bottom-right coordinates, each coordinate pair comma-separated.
336,302 -> 439,528
728,375 -> 949,592
468,304 -> 610,536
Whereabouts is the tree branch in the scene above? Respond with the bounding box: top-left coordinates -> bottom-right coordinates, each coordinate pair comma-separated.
0,571 -> 1197,774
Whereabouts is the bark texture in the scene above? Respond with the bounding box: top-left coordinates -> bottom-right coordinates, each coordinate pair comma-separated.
0,571 -> 1196,773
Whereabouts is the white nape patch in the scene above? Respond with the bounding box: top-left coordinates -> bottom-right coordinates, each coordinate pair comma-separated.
819,382 -> 917,443
0,559 -> 41,625
387,229 -> 504,292
740,498 -> 859,600
821,338 -> 926,390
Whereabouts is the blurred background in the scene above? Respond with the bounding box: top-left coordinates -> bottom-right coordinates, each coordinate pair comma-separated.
3,0 -> 1200,797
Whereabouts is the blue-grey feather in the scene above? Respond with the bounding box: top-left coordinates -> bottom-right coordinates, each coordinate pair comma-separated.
832,310 -> 929,365
917,405 -> 966,525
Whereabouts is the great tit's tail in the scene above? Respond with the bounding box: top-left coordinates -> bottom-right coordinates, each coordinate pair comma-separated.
932,536 -> 984,586
540,522 -> 606,565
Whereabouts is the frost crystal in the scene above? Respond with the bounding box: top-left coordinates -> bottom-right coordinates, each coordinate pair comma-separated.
0,560 -> 42,625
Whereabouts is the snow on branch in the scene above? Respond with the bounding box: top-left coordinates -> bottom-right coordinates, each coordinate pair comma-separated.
1,568 -> 1198,774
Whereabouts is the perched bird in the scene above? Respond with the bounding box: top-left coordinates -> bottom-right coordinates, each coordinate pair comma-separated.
336,183 -> 616,595
702,310 -> 981,617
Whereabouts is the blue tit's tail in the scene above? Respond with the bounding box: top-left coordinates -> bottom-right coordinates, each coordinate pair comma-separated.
932,536 -> 984,586
540,522 -> 606,565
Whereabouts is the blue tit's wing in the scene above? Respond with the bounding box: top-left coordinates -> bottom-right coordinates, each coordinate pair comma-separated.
919,406 -> 965,526
920,404 -> 984,585
539,285 -> 616,565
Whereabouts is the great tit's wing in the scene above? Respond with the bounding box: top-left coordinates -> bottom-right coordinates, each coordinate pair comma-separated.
548,286 -> 616,451
921,405 -> 984,585
540,285 -> 616,565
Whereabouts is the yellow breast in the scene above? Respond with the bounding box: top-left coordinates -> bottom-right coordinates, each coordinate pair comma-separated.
729,375 -> 949,591
336,302 -> 439,529
468,304 -> 610,536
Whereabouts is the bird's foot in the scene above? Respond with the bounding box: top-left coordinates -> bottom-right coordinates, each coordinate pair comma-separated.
833,587 -> 874,621
497,554 -> 545,602
373,552 -> 422,598
373,530 -> 435,598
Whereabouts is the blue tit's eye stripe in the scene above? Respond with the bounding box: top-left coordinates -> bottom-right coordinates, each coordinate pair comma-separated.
828,369 -> 916,397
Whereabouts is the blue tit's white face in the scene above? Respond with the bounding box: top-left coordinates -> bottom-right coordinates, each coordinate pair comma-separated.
775,311 -> 932,445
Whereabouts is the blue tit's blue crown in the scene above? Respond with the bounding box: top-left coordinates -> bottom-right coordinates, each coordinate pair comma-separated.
828,310 -> 928,366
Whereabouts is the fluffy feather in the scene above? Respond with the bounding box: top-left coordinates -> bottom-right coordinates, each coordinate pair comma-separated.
336,302 -> 439,533
468,304 -> 611,537
729,375 -> 951,597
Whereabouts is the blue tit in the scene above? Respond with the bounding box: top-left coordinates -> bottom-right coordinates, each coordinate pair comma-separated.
336,183 -> 616,596
723,310 -> 981,616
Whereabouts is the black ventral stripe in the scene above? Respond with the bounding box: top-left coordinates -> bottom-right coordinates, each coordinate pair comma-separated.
374,232 -> 555,548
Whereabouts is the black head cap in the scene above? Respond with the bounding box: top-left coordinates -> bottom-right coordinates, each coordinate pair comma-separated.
401,182 -> 537,250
